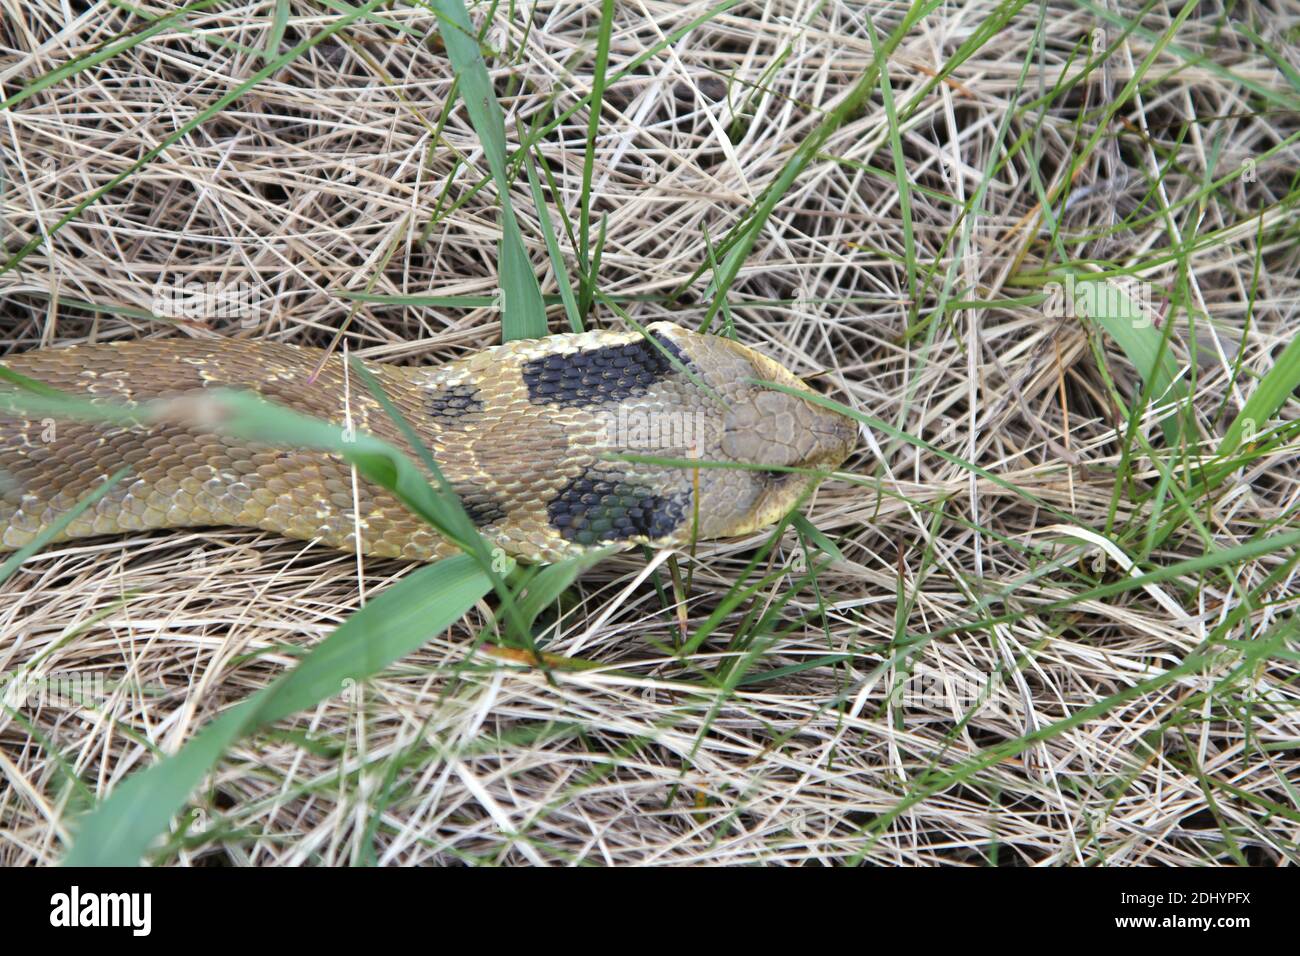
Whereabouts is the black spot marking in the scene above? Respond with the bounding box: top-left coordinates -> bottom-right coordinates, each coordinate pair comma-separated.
522,334 -> 689,408
547,468 -> 687,546
451,482 -> 508,529
426,383 -> 482,423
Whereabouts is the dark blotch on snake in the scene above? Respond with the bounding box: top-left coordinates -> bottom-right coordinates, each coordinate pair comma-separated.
547,468 -> 687,546
450,482 -> 508,529
522,334 -> 689,408
426,383 -> 483,423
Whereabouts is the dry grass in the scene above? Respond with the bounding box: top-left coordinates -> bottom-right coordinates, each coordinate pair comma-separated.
2,0 -> 1300,865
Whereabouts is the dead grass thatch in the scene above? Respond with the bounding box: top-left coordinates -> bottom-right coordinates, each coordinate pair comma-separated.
2,0 -> 1299,865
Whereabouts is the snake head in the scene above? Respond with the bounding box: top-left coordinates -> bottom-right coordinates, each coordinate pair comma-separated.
646,322 -> 858,542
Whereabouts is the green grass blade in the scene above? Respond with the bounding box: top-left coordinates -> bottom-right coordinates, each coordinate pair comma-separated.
0,469 -> 130,584
864,13 -> 916,309
1076,0 -> 1300,113
1063,272 -> 1191,444
577,0 -> 616,319
62,555 -> 492,865
1218,334 -> 1300,458
2,0 -> 393,278
517,546 -> 614,627
0,0 -> 225,113
0,380 -> 478,558
525,155 -> 584,333
848,590 -> 1300,864
790,512 -> 845,564
262,0 -> 290,62
697,0 -> 938,328
422,0 -> 547,341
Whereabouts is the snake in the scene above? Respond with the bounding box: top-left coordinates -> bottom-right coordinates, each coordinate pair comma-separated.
0,322 -> 857,563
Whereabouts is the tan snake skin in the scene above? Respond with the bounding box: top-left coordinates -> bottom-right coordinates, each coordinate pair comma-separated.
0,322 -> 856,562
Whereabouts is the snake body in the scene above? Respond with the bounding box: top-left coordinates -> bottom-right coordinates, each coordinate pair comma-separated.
0,322 -> 856,562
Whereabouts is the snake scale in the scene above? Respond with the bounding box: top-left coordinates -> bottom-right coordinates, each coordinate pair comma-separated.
0,322 -> 856,563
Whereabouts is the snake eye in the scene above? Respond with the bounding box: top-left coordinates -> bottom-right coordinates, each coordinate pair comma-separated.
760,468 -> 798,486
800,372 -> 834,395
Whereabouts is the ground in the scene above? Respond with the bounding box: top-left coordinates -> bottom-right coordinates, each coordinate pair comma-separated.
1,0 -> 1298,865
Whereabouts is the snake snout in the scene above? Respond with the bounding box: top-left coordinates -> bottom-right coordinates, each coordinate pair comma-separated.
720,389 -> 856,470
809,405 -> 858,469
